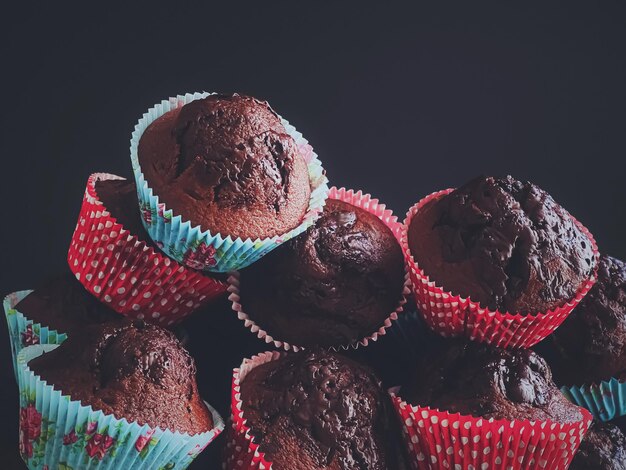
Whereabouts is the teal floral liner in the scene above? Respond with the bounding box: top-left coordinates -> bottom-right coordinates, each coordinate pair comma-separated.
4,290 -> 67,381
130,92 -> 329,273
561,378 -> 626,422
17,345 -> 224,469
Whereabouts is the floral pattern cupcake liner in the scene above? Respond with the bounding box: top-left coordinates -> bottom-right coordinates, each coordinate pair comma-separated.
390,391 -> 592,470
561,378 -> 626,422
401,189 -> 599,349
223,351 -> 282,469
68,173 -> 227,326
17,344 -> 224,470
130,92 -> 329,273
4,290 -> 67,380
227,187 -> 412,351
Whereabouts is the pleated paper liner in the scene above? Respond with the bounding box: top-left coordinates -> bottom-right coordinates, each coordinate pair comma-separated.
223,351 -> 281,470
562,377 -> 626,422
68,173 -> 227,326
130,92 -> 329,273
401,189 -> 599,349
227,187 -> 412,352
390,392 -> 592,470
4,290 -> 67,380
17,344 -> 224,470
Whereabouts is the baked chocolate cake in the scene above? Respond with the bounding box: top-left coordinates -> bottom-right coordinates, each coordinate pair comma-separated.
548,254 -> 626,385
137,93 -> 311,240
29,320 -> 213,434
239,350 -> 406,469
16,272 -> 119,334
239,198 -> 405,347
408,175 -> 596,313
94,177 -> 151,244
570,421 -> 626,470
403,340 -> 582,422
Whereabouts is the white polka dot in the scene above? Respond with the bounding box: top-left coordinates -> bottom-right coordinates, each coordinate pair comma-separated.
152,312 -> 160,319
117,287 -> 126,294
93,285 -> 101,294
91,260 -> 98,268
104,295 -> 112,302
137,313 -> 144,319
143,291 -> 151,299
161,298 -> 168,306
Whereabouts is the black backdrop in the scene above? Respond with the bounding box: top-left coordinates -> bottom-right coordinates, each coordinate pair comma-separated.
1,2 -> 625,468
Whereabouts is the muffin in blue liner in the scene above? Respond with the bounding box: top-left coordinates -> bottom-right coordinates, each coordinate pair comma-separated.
561,379 -> 626,422
130,92 -> 329,273
17,343 -> 224,470
541,255 -> 626,421
4,291 -> 67,380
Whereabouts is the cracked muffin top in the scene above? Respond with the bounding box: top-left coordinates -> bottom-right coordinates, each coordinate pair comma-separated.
28,320 -> 213,434
403,340 -> 583,423
137,93 -> 311,239
408,175 -> 596,313
240,349 -> 407,469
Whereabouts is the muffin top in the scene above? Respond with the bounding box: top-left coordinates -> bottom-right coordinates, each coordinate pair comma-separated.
16,272 -> 119,334
28,320 -> 213,434
548,255 -> 626,385
240,350 -> 405,470
239,198 -> 406,347
403,340 -> 582,423
570,422 -> 626,470
95,178 -> 151,244
137,93 -> 311,239
408,175 -> 596,313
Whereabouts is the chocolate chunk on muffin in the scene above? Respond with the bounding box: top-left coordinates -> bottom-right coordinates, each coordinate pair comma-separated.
94,178 -> 151,244
16,272 -> 119,334
138,93 -> 311,240
239,198 -> 405,348
28,320 -> 212,434
408,175 -> 596,313
547,254 -> 626,386
404,340 -> 582,422
570,421 -> 626,470
240,350 -> 406,469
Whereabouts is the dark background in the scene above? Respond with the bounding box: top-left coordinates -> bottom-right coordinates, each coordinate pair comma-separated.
1,2 -> 625,468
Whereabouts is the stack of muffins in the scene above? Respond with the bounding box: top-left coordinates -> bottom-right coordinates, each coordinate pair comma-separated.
3,91 -> 625,469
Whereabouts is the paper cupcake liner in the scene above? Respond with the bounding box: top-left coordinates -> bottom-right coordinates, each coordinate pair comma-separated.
17,344 -> 224,470
391,392 -> 592,470
130,92 -> 329,273
223,351 -> 282,469
227,186 -> 412,351
401,189 -> 599,349
4,291 -> 67,380
561,378 -> 626,422
68,173 -> 227,326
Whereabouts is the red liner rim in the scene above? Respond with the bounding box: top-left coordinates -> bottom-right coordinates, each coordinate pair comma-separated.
401,188 -> 599,323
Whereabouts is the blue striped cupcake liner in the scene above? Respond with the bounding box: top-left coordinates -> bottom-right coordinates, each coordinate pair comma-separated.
4,290 -> 68,381
17,344 -> 224,469
561,378 -> 626,422
130,92 -> 329,273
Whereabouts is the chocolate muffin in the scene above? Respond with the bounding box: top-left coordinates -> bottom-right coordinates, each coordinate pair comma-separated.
403,340 -> 582,422
29,320 -> 212,434
137,93 -> 311,240
239,198 -> 405,348
408,175 -> 596,313
570,421 -> 626,470
547,254 -> 626,386
16,272 -> 119,334
239,350 -> 407,469
94,177 -> 151,244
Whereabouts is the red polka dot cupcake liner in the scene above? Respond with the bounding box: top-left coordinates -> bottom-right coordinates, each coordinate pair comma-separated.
223,351 -> 280,470
227,187 -> 412,352
67,173 -> 227,326
401,189 -> 599,349
390,392 -> 592,470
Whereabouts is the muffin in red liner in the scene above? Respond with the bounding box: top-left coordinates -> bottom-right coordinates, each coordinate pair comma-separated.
402,187 -> 599,348
227,187 -> 411,351
391,395 -> 592,470
224,350 -> 405,469
67,173 -> 227,326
